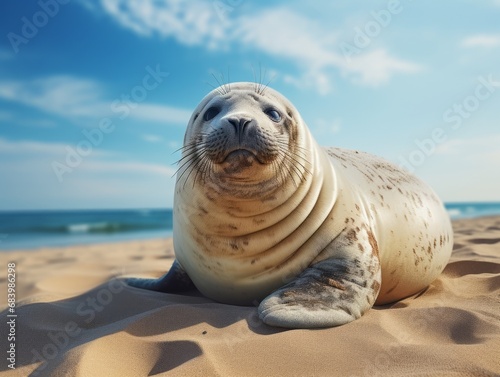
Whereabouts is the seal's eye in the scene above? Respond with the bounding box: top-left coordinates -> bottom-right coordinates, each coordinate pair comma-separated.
265,108 -> 282,122
203,107 -> 220,121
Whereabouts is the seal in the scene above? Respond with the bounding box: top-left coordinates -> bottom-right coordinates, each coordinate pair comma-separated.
127,82 -> 453,329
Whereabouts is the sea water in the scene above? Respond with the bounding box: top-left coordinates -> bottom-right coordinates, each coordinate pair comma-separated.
0,209 -> 173,250
0,203 -> 499,250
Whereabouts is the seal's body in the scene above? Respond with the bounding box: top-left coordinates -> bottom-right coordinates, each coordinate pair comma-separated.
128,82 -> 453,328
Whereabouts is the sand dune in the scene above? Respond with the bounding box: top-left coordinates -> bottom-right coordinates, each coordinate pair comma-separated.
1,217 -> 499,376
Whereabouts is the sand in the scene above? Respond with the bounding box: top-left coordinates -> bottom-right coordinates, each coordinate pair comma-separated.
1,217 -> 499,376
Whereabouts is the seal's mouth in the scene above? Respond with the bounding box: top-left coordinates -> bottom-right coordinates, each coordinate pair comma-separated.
222,149 -> 265,164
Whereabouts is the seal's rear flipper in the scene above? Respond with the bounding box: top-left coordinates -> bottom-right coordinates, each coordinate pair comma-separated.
258,257 -> 381,328
126,259 -> 196,293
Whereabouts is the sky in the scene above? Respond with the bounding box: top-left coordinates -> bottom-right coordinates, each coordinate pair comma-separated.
0,0 -> 499,210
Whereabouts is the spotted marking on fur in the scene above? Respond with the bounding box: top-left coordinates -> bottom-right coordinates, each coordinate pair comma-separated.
367,230 -> 379,257
326,278 -> 346,290
346,229 -> 358,244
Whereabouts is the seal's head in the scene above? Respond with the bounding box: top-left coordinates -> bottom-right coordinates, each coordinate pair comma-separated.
178,82 -> 311,199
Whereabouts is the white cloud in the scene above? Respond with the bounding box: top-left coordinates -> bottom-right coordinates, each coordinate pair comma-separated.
0,137 -> 73,155
80,160 -> 175,176
461,34 -> 500,48
316,118 -> 342,135
435,134 -> 500,161
238,8 -> 422,91
0,76 -> 109,118
142,134 -> 163,143
87,2 -> 421,93
0,111 -> 58,128
237,8 -> 340,65
0,137 -> 174,174
131,104 -> 191,124
342,49 -> 422,86
418,133 -> 500,202
0,137 -> 176,209
19,119 -> 58,128
0,75 -> 191,125
100,0 -> 229,49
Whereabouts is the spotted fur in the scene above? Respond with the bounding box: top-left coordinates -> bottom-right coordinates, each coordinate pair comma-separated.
127,82 -> 454,329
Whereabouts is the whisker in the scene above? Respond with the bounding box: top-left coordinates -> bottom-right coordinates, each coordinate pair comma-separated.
275,140 -> 309,158
274,143 -> 311,177
174,144 -> 206,180
259,64 -> 266,95
275,139 -> 310,159
218,72 -> 230,95
174,146 -> 211,177
258,63 -> 266,95
210,73 -> 226,95
251,64 -> 258,93
274,158 -> 290,187
205,80 -> 222,95
175,151 -> 200,172
191,156 -> 206,187
279,151 -> 304,187
197,155 -> 213,187
283,149 -> 311,180
192,152 -> 214,188
174,143 -> 206,167
174,143 -> 196,156
174,156 -> 197,182
175,134 -> 210,155
260,73 -> 276,96
222,67 -> 231,94
182,155 -> 205,189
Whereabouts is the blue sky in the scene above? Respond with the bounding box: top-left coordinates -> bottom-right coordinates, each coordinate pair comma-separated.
1,0 -> 499,210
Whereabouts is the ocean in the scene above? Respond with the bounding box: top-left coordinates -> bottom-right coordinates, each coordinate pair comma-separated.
0,203 -> 499,251
0,209 -> 173,251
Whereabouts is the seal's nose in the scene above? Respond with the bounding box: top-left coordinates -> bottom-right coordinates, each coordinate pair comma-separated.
227,117 -> 252,133
226,116 -> 255,143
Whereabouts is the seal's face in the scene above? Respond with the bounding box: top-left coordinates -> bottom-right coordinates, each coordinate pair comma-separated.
179,82 -> 307,198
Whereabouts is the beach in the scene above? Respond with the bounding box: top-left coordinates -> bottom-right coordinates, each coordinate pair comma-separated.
1,217 -> 499,376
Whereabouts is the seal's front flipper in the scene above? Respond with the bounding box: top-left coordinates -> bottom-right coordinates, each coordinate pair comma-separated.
127,259 -> 196,293
258,258 -> 381,328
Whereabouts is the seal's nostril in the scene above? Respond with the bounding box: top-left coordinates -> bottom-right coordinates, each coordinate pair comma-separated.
239,118 -> 251,131
227,117 -> 252,134
227,118 -> 239,131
